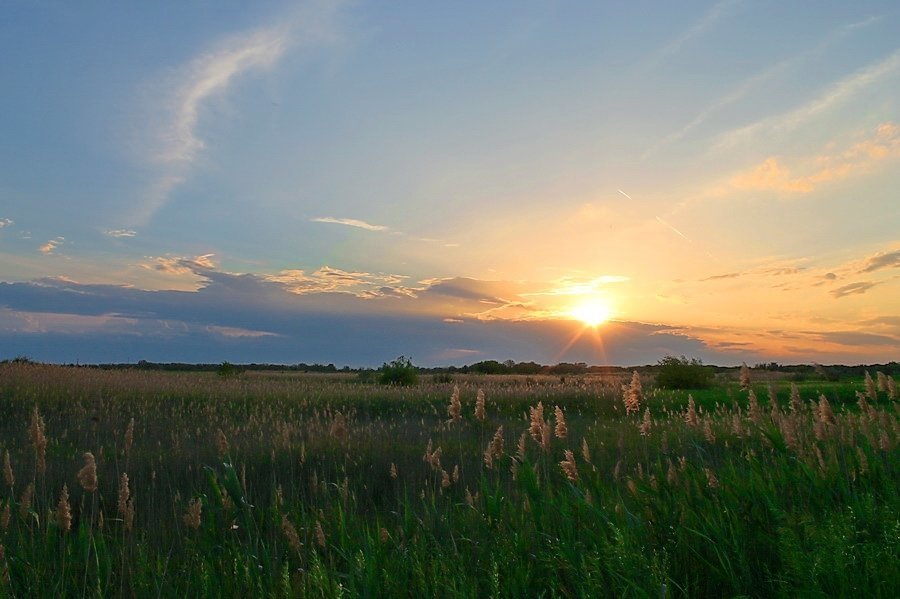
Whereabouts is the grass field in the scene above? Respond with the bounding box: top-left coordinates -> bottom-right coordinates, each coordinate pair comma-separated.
0,362 -> 896,597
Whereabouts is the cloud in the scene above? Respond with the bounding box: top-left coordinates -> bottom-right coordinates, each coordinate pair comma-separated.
830,281 -> 879,298
0,263 -> 895,365
701,272 -> 741,281
728,122 -> 900,194
645,0 -> 740,69
644,17 -> 881,158
104,229 -> 137,238
39,237 -> 65,255
730,157 -> 815,193
131,3 -> 346,225
0,219 -> 12,228
716,48 -> 900,149
859,249 -> 900,273
310,217 -> 389,232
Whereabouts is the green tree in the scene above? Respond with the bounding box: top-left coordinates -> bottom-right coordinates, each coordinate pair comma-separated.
655,355 -> 714,389
378,356 -> 419,386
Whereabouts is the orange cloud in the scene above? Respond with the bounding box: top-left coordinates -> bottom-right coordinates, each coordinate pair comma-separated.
730,122 -> 900,194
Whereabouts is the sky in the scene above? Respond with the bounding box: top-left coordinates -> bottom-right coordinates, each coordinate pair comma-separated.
1,0 -> 899,367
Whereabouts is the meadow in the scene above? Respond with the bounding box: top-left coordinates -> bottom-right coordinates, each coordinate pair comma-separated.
0,362 -> 896,597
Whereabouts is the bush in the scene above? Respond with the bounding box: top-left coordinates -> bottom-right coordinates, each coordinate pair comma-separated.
378,356 -> 419,386
655,355 -> 713,389
216,361 -> 241,378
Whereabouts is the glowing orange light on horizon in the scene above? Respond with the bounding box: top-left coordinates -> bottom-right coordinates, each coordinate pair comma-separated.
568,299 -> 613,328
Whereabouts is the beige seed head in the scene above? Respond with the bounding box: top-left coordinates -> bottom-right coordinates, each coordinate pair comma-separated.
330,412 -> 349,442
739,362 -> 751,390
685,395 -> 699,427
581,438 -> 591,464
474,389 -> 486,421
389,463 -> 398,479
447,385 -> 462,424
559,450 -> 578,482
117,473 -> 130,516
57,484 -> 72,533
540,422 -> 551,453
281,514 -> 301,551
639,407 -> 652,437
703,418 -> 716,444
77,451 -> 98,493
28,406 -> 48,475
315,520 -> 326,549
623,371 -> 642,415
379,527 -> 389,544
215,429 -> 229,458
747,390 -> 762,425
554,406 -> 568,439
528,402 -> 545,443
184,497 -> 202,530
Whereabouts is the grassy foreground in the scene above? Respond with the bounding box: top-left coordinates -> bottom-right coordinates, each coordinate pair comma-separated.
0,363 -> 897,597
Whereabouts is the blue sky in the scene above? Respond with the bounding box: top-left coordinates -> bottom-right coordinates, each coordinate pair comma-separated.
1,1 -> 898,366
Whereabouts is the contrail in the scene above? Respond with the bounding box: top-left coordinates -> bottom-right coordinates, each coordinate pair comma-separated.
655,216 -> 691,241
617,189 -> 633,200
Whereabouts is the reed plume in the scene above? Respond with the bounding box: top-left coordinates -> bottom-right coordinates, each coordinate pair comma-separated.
27,406 -> 47,475
77,451 -> 98,493
56,484 -> 72,533
639,407 -> 652,436
117,473 -> 131,518
447,384 -> 462,424
330,412 -> 349,442
739,363 -> 751,390
559,450 -> 578,482
747,390 -> 762,425
315,520 -> 326,549
474,388 -> 485,421
184,498 -> 202,530
281,514 -> 301,551
554,406 -> 568,439
684,395 -> 699,427
622,371 -> 642,414
528,402 -> 545,443
215,429 -> 229,458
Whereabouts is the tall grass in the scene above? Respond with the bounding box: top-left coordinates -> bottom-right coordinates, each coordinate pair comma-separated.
0,363 -> 896,596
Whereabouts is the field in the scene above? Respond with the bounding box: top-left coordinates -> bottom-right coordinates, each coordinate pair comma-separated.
0,362 -> 896,597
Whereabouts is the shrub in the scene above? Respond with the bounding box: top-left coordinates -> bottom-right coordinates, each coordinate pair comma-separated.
655,355 -> 714,389
216,361 -> 241,378
378,356 -> 419,386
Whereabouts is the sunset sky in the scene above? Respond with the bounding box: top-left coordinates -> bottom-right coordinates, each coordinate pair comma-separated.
1,1 -> 898,366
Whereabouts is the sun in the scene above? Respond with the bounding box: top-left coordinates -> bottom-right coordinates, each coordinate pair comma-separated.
569,300 -> 613,327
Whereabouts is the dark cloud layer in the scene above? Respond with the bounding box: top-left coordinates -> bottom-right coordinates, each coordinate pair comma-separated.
0,271 -> 727,366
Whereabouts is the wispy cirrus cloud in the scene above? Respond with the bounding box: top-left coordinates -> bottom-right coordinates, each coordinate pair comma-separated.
644,16 -> 881,158
310,217 -> 389,232
716,47 -> 900,150
830,281 -> 879,298
104,229 -> 137,238
644,0 -> 741,70
131,2 -> 347,225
